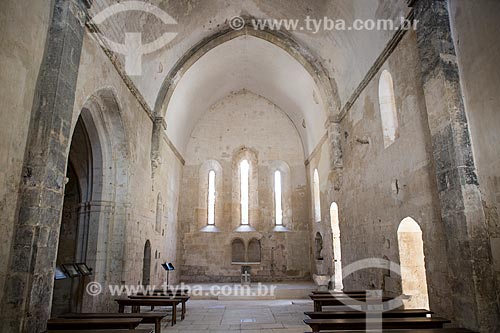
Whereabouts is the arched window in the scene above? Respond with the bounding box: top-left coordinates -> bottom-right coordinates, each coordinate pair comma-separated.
274,170 -> 283,225
397,217 -> 429,309
155,193 -> 162,233
313,169 -> 321,222
240,160 -> 249,225
207,170 -> 216,225
378,70 -> 399,148
142,240 -> 151,286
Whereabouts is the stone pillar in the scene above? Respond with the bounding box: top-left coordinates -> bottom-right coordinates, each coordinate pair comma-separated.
151,116 -> 167,180
326,118 -> 343,170
413,0 -> 499,330
0,0 -> 89,331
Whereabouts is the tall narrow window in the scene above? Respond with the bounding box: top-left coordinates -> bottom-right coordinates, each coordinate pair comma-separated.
240,160 -> 249,225
378,70 -> 399,147
313,169 -> 321,222
155,193 -> 162,233
330,203 -> 343,290
207,170 -> 216,225
274,170 -> 283,225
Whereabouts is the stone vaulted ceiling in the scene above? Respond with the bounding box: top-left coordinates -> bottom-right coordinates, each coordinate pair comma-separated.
88,0 -> 409,156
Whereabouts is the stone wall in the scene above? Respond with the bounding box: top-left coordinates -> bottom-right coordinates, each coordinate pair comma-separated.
178,91 -> 311,282
308,30 -> 453,319
68,31 -> 184,311
0,0 -> 52,303
450,0 -> 500,305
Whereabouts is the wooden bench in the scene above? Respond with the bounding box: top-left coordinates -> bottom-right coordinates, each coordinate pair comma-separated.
47,330 -> 154,333
115,298 -> 180,325
305,308 -> 433,319
309,293 -> 391,299
128,295 -> 190,320
46,318 -> 142,330
303,317 -> 451,332
311,290 -> 368,295
302,329 -> 476,333
310,296 -> 396,312
59,312 -> 168,333
149,288 -> 190,294
137,291 -> 188,297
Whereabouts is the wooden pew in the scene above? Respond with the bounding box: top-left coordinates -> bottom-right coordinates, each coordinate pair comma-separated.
309,295 -> 396,312
46,318 -> 142,330
47,330 -> 154,333
302,329 -> 476,333
128,295 -> 190,320
305,308 -> 433,319
303,317 -> 451,332
309,293 -> 391,299
311,290 -> 368,295
115,298 -> 180,325
59,312 -> 168,333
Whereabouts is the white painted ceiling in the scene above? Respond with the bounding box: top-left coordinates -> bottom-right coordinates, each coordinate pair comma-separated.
165,35 -> 326,156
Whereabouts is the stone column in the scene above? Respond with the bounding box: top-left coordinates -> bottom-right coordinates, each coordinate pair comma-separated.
0,0 -> 90,331
413,0 -> 499,330
151,116 -> 167,180
326,118 -> 343,170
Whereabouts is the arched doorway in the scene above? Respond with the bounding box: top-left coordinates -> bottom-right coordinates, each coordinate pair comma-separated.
397,217 -> 429,309
330,203 -> 343,290
51,114 -> 93,316
143,240 -> 152,286
51,89 -> 129,314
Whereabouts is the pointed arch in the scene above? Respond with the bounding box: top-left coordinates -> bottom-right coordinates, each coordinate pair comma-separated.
53,88 -> 130,312
153,26 -> 341,157
154,26 -> 340,119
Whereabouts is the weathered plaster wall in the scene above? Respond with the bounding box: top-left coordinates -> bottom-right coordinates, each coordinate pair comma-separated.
450,0 -> 500,301
89,0 -> 408,115
60,30 -> 183,311
0,0 -> 52,303
178,91 -> 311,282
309,31 -> 454,320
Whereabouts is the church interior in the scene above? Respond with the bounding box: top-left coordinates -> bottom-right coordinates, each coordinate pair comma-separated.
0,0 -> 499,332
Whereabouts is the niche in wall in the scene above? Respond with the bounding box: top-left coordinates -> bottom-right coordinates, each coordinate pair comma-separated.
231,238 -> 246,263
315,232 -> 324,260
247,238 -> 261,263
231,238 -> 262,264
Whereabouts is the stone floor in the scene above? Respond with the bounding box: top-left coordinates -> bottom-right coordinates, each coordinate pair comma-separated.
147,299 -> 314,332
